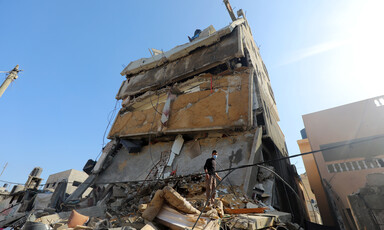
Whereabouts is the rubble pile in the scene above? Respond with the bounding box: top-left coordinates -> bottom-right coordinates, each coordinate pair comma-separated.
0,174 -> 302,230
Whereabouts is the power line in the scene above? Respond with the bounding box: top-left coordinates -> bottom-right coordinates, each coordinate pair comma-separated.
0,179 -> 23,185
95,100 -> 120,161
3,133 -> 384,187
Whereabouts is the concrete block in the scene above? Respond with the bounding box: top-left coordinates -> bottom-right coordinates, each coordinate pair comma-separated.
110,199 -> 124,208
112,186 -> 126,198
230,214 -> 274,229
77,204 -> 107,218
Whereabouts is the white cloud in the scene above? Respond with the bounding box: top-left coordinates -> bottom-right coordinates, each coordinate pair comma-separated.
278,39 -> 348,66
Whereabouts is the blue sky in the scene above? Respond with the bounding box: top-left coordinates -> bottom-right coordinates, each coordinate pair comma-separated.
1,0 -> 383,185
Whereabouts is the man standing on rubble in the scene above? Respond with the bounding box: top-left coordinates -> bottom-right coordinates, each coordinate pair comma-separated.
204,150 -> 222,206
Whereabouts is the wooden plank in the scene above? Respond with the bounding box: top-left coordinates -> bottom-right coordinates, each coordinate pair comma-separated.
223,208 -> 267,214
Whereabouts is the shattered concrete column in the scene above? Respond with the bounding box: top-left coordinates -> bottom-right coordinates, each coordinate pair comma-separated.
167,134 -> 184,167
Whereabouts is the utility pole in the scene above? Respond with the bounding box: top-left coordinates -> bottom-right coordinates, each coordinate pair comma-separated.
0,65 -> 22,98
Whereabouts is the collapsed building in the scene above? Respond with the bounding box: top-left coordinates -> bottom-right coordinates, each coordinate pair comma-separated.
0,6 -> 308,230
63,8 -> 305,226
105,12 -> 303,213
0,167 -> 43,227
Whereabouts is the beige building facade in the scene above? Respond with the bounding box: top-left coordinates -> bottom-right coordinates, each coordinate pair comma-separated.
299,173 -> 322,224
44,169 -> 90,195
298,95 -> 384,229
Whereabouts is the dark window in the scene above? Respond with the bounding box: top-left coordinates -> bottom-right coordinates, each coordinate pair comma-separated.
17,195 -> 23,203
72,181 -> 82,187
340,163 -> 347,171
346,162 -> 354,171
334,164 -> 341,172
358,161 -> 366,169
327,165 -> 335,173
364,160 -> 373,168
52,182 -> 56,188
371,160 -> 379,168
378,159 -> 384,167
352,161 -> 359,170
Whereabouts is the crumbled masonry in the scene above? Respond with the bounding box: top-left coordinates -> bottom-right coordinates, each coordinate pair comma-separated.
1,174 -> 298,229
0,4 -> 307,230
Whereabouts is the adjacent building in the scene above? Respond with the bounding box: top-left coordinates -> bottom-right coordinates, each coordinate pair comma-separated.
298,95 -> 384,229
299,173 -> 322,224
44,169 -> 90,196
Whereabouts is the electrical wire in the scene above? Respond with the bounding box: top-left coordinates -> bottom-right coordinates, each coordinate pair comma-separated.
0,179 -> 23,185
192,168 -> 235,230
327,100 -> 369,186
192,163 -> 307,229
95,99 -> 120,161
216,161 -> 252,230
3,134 -> 384,189
257,165 -> 306,226
149,92 -> 163,116
147,92 -> 161,166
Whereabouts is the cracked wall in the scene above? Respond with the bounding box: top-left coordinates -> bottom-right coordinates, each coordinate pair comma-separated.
109,69 -> 250,138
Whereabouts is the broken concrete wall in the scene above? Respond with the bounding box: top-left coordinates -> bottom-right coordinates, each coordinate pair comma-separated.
96,132 -> 254,187
238,22 -> 302,223
109,70 -> 250,138
119,19 -> 245,77
240,24 -> 287,156
117,26 -> 243,98
240,24 -> 278,123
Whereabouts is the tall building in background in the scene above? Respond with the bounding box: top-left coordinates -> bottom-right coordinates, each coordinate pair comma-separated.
298,95 -> 384,229
299,173 -> 322,224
